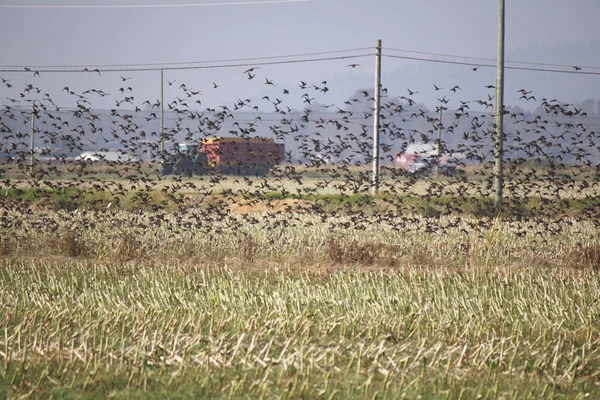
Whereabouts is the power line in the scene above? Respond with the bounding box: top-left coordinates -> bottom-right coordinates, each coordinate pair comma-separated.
384,47 -> 600,71
4,50 -> 586,76
0,48 -> 372,69
3,44 -> 599,77
382,54 -> 600,76
0,54 -> 371,74
0,0 -> 309,9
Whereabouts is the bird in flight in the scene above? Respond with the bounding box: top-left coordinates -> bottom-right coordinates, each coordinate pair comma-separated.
347,64 -> 360,68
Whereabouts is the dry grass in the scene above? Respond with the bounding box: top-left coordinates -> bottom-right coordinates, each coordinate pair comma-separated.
327,237 -> 400,268
0,207 -> 599,272
569,242 -> 600,271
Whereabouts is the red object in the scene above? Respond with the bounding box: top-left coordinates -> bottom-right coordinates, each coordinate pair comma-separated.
395,153 -> 418,166
201,137 -> 285,170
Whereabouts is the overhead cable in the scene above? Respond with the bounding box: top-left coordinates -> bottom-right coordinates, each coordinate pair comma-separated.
0,54 -> 371,73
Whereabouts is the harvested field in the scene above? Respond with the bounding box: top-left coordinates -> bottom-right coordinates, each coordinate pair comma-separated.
1,205 -> 600,398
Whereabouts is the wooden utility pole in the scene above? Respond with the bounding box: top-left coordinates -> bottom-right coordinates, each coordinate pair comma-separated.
160,69 -> 165,155
435,106 -> 443,177
494,0 -> 506,213
371,39 -> 382,196
30,101 -> 35,172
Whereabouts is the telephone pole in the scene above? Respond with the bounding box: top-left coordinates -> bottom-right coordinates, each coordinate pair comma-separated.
435,106 -> 444,177
30,101 -> 35,172
371,39 -> 382,196
494,0 -> 506,213
160,69 -> 165,155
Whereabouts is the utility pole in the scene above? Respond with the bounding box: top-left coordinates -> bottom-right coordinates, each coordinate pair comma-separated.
30,101 -> 35,172
435,106 -> 443,177
494,0 -> 506,214
371,39 -> 382,196
160,69 -> 165,156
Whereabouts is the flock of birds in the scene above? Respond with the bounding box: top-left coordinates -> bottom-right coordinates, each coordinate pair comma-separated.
0,63 -> 599,240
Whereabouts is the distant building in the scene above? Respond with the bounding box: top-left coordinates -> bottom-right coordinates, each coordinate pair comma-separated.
394,143 -> 467,168
394,143 -> 445,167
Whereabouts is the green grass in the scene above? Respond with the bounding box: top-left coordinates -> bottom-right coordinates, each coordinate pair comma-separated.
0,186 -> 177,212
7,184 -> 600,219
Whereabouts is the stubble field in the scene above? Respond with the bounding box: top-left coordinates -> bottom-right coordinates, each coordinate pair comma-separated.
1,192 -> 600,399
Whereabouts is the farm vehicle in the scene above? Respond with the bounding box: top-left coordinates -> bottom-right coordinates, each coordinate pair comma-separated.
160,137 -> 285,176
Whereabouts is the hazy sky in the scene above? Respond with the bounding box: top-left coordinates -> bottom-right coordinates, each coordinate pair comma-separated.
1,0 -> 600,110
2,0 -> 599,64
